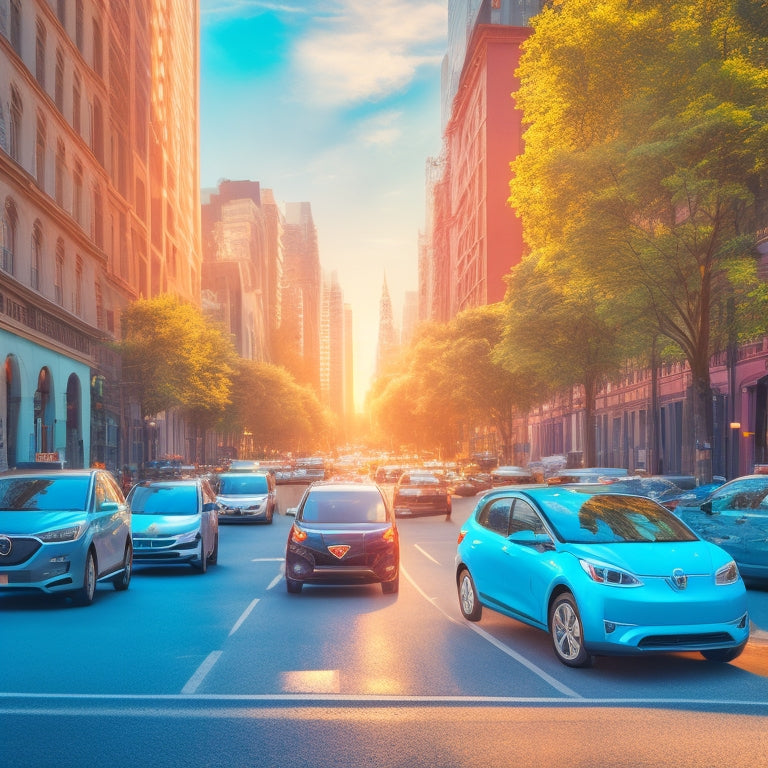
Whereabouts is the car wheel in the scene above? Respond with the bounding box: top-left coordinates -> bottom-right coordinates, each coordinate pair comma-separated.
549,593 -> 592,667
208,533 -> 219,565
72,549 -> 97,606
382,574 -> 399,594
458,568 -> 482,621
701,642 -> 747,663
112,541 -> 132,591
286,577 -> 303,594
193,537 -> 208,574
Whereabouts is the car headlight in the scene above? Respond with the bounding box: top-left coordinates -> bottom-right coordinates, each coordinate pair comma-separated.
715,560 -> 740,585
37,524 -> 87,543
579,559 -> 643,587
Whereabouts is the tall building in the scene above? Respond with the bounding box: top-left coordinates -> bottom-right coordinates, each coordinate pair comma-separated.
0,0 -> 201,472
282,202 -> 321,391
376,275 -> 398,376
401,290 -> 419,348
426,0 -> 543,321
320,271 -> 346,421
201,180 -> 281,360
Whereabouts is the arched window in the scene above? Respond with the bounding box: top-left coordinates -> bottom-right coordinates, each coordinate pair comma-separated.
55,49 -> 65,111
9,87 -> 22,164
72,71 -> 81,134
35,18 -> 47,89
92,96 -> 104,165
31,221 -> 43,291
55,238 -> 65,305
93,183 -> 103,247
1,199 -> 17,274
75,255 -> 83,315
36,115 -> 46,189
10,0 -> 22,56
55,139 -> 66,207
92,18 -> 103,77
73,159 -> 83,224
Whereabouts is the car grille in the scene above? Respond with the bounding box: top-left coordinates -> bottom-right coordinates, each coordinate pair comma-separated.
638,632 -> 734,648
0,537 -> 42,566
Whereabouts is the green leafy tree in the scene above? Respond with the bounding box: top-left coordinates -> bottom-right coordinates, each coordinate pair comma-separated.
510,0 -> 768,479
118,294 -> 237,460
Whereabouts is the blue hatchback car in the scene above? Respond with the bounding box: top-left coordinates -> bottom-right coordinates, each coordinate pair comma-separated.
456,486 -> 749,667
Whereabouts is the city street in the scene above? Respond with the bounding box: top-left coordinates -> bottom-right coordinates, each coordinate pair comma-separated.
2,490 -> 767,768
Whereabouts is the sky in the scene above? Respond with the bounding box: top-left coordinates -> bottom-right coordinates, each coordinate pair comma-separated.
198,0 -> 448,410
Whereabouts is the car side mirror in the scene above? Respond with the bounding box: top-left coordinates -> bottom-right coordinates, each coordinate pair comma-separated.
701,500 -> 713,515
508,529 -> 553,550
99,500 -> 120,513
286,507 -> 298,517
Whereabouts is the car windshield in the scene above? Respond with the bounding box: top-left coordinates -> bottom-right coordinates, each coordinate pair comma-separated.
300,489 -> 387,523
0,476 -> 90,511
219,475 -> 268,494
129,484 -> 198,515
540,492 -> 697,544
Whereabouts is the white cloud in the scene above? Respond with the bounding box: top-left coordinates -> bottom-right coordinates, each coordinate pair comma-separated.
358,110 -> 403,146
294,0 -> 446,105
201,0 -> 309,18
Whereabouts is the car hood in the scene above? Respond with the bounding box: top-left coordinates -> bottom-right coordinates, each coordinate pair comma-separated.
132,514 -> 200,535
566,541 -> 724,577
0,510 -> 88,535
217,493 -> 267,507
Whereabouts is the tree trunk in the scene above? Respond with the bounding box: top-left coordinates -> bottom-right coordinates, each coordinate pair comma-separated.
583,377 -> 597,467
690,361 -> 714,484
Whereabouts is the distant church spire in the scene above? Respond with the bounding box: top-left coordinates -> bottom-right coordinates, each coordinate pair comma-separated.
377,273 -> 398,375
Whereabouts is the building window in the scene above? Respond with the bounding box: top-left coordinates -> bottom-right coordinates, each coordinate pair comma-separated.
95,280 -> 104,329
73,160 -> 83,224
9,88 -> 22,164
93,184 -> 103,248
57,0 -> 66,27
35,19 -> 46,89
1,199 -> 18,275
92,19 -> 103,77
10,0 -> 21,56
31,222 -> 43,291
92,96 -> 104,165
75,0 -> 84,53
75,257 -> 83,316
72,71 -> 81,134
55,140 -> 66,207
55,50 -> 65,111
55,240 -> 65,305
35,117 -> 46,190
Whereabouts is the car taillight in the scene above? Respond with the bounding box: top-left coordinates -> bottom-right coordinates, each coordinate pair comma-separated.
291,524 -> 307,543
457,529 -> 467,545
382,525 -> 396,543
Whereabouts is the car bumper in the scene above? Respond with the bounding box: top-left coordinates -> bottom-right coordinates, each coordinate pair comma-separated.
394,497 -> 451,517
132,537 -> 199,564
0,542 -> 89,594
218,507 -> 270,522
286,544 -> 398,585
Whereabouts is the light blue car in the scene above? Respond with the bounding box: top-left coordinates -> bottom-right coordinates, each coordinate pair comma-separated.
0,469 -> 132,606
455,486 -> 749,667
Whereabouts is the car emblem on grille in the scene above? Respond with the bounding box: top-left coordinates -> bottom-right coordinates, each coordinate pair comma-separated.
670,567 -> 688,590
328,545 -> 351,559
0,535 -> 12,557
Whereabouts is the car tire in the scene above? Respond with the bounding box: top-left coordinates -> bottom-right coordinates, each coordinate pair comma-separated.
208,533 -> 219,565
286,577 -> 303,594
458,568 -> 482,621
549,593 -> 592,667
382,574 -> 399,594
193,537 -> 208,574
701,642 -> 747,663
112,541 -> 132,591
72,549 -> 97,607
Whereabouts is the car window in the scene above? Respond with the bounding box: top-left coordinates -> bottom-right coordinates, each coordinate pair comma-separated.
219,475 -> 269,494
510,499 -> 546,535
130,484 -> 199,515
300,490 -> 387,523
0,476 -> 90,511
712,482 -> 768,511
478,499 -> 512,536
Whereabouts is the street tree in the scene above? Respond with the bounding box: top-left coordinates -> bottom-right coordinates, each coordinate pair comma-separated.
510,0 -> 768,479
118,294 -> 236,461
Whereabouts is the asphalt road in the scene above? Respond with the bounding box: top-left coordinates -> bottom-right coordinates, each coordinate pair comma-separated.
1,488 -> 767,768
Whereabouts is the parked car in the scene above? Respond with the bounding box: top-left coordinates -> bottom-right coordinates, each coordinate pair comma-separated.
450,473 -> 493,497
456,486 -> 749,667
564,476 -> 685,504
659,480 -> 725,512
0,468 -> 132,606
393,471 -> 452,518
285,481 -> 399,594
127,478 -> 219,573
227,459 -> 263,473
214,471 -> 277,523
547,467 -> 629,484
490,465 -> 536,486
673,474 -> 768,584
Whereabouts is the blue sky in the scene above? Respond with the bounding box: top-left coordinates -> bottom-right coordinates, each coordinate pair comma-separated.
199,1 -> 448,409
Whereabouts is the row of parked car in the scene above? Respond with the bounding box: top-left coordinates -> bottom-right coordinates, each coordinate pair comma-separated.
0,464 -> 281,606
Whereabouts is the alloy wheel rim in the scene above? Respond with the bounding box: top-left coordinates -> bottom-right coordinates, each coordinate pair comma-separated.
553,602 -> 581,660
460,575 -> 474,614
